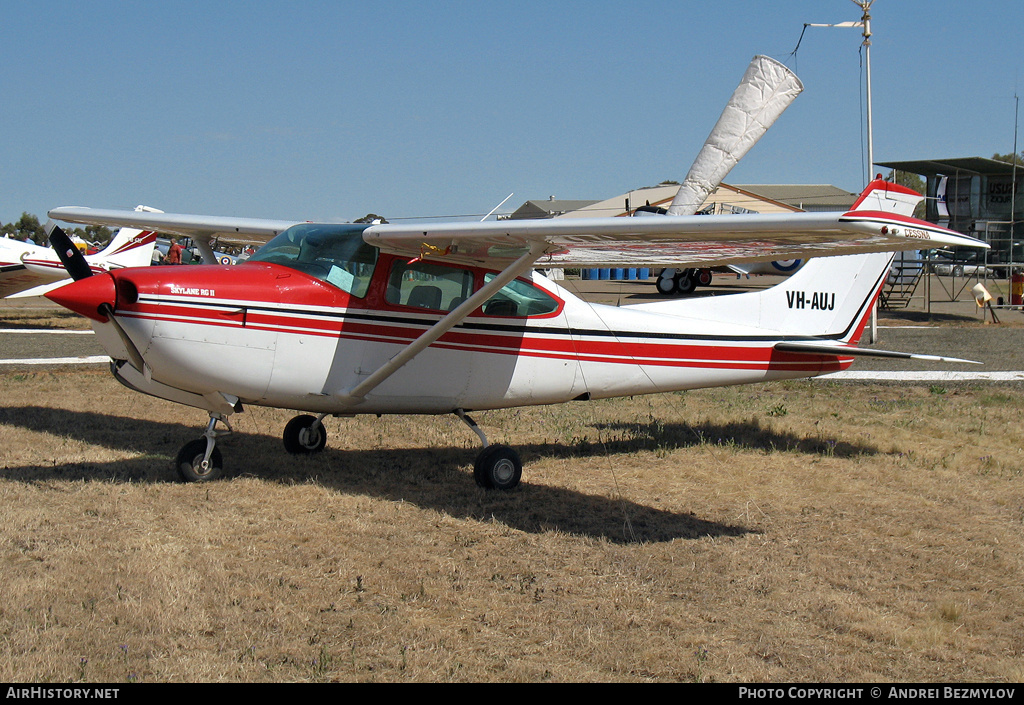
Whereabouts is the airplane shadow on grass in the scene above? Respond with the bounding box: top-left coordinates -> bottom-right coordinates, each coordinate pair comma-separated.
0,405 -> 881,544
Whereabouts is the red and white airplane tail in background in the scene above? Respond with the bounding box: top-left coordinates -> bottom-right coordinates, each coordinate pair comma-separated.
84,210 -> 160,270
4,206 -> 158,299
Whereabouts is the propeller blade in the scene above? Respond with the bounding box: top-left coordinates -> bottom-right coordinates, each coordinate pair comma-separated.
44,220 -> 93,280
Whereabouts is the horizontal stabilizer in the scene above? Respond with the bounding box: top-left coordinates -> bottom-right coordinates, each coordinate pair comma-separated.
774,341 -> 981,365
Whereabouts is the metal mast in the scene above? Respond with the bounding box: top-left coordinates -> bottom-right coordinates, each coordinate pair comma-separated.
855,0 -> 875,183
803,0 -> 876,185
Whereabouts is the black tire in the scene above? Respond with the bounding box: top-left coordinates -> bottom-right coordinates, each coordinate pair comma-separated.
176,439 -> 224,482
283,414 -> 327,454
474,445 -> 522,490
675,270 -> 698,295
655,273 -> 678,295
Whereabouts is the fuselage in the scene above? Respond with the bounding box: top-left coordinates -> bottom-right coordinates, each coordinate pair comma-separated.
48,223 -> 853,416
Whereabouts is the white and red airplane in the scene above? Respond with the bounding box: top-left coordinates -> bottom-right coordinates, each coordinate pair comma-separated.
0,206 -> 158,299
43,177 -> 985,489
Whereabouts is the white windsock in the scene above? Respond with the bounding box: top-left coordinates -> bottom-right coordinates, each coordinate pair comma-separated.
667,55 -> 803,216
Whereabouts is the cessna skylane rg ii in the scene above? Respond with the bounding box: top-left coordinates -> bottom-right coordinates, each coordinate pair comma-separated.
43,177 -> 985,489
0,206 -> 157,299
39,56 -> 988,490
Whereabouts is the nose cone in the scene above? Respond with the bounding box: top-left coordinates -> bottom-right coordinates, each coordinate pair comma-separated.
45,273 -> 116,322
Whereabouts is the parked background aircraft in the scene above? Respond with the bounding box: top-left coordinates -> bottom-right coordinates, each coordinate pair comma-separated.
634,205 -> 808,295
1,205 -> 158,298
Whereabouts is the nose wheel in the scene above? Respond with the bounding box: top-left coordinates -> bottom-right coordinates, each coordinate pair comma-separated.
175,413 -> 231,482
176,439 -> 224,482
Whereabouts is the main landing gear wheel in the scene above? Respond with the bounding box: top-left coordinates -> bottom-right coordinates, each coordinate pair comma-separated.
283,414 -> 327,454
455,408 -> 523,490
474,444 -> 523,490
176,439 -> 224,482
675,270 -> 697,295
656,268 -> 701,296
655,271 -> 678,295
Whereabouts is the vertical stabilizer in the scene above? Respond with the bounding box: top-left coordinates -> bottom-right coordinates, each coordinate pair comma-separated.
86,205 -> 161,269
847,177 -> 924,217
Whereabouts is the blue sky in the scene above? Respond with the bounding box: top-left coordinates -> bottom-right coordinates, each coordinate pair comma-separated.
3,1 -> 1023,226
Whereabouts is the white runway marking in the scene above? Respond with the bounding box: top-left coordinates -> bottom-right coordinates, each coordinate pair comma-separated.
0,356 -> 108,365
0,329 -> 93,334
820,370 -> 1024,382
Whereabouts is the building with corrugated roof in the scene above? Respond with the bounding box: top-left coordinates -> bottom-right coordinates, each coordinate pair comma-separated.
507,182 -> 855,220
728,184 -> 858,213
505,198 -> 600,220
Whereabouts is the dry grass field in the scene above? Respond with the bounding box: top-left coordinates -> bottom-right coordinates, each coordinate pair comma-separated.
2,361 -> 1023,683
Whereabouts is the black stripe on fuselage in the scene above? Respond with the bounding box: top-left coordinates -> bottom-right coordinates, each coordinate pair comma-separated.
134,294 -> 869,345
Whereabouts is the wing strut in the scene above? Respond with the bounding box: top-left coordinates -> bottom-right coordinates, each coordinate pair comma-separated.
341,241 -> 548,400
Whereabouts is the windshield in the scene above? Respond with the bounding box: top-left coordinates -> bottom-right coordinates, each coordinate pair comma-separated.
245,223 -> 378,298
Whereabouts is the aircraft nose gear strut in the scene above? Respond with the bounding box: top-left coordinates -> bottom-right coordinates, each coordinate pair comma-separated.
175,413 -> 233,482
455,409 -> 522,490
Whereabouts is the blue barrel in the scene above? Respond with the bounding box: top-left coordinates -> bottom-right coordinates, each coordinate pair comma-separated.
611,268 -> 624,280
581,268 -> 593,280
625,268 -> 637,280
639,267 -> 650,279
598,268 -> 611,280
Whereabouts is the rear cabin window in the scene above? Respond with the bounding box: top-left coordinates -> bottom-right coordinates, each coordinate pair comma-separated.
384,261 -> 560,317
386,261 -> 474,312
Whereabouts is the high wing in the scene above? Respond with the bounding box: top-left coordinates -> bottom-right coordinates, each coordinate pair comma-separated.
50,193 -> 986,272
46,207 -> 299,264
361,205 -> 986,268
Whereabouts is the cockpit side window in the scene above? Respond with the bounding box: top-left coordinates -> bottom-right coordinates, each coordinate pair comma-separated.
245,223 -> 378,298
482,273 -> 559,317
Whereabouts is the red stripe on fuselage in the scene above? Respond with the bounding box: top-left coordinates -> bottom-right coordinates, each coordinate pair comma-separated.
121,297 -> 847,373
110,261 -> 851,375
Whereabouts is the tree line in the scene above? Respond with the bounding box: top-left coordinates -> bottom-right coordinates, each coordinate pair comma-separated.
2,212 -> 112,247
